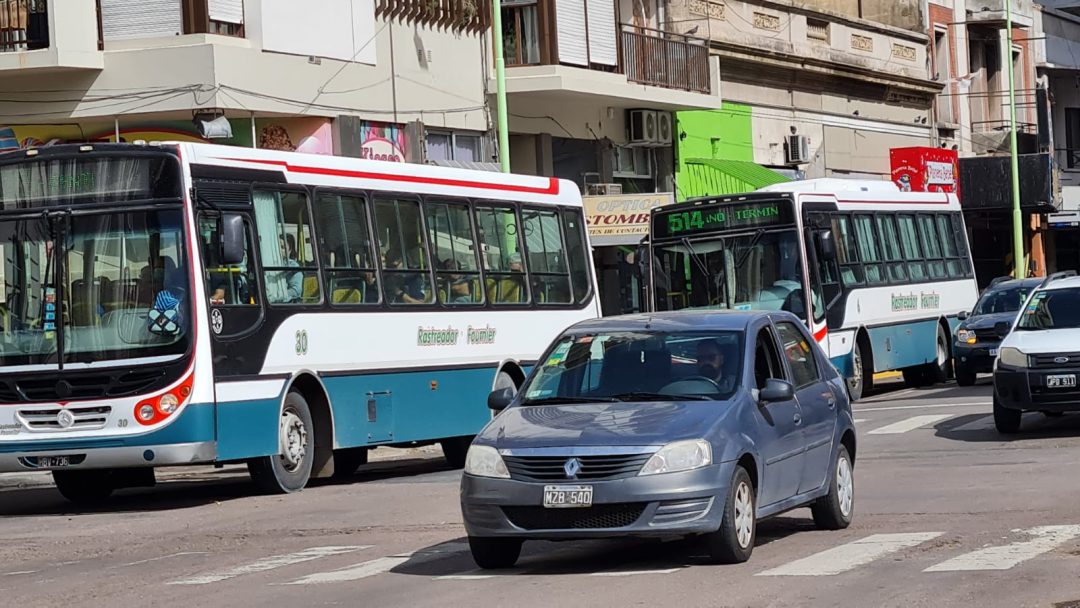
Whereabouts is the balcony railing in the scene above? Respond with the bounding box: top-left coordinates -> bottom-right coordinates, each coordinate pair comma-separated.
621,25 -> 710,94
0,0 -> 48,52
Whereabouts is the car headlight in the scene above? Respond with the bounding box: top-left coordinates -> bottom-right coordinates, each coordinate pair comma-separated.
464,445 -> 510,479
957,329 -> 975,344
639,439 -> 712,476
998,347 -> 1030,368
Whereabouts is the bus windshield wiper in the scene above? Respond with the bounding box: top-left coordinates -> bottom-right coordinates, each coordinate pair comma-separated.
520,396 -> 619,406
733,229 -> 766,272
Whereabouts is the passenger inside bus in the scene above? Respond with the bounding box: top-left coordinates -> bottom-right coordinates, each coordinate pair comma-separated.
384,248 -> 427,304
266,234 -> 304,304
486,252 -> 526,303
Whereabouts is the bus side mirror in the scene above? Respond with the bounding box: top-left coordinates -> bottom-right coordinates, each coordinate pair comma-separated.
220,214 -> 246,266
819,231 -> 837,261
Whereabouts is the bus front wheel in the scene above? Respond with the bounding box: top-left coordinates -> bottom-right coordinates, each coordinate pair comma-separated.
249,390 -> 315,494
52,469 -> 115,505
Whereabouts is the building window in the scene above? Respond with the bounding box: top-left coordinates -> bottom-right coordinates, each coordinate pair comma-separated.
806,18 -> 829,43
502,0 -> 541,65
934,28 -> 953,124
426,131 -> 486,163
612,146 -> 652,178
1065,109 -> 1080,169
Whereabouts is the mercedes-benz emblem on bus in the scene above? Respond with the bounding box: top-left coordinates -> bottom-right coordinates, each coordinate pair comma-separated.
211,309 -> 223,335
56,409 -> 75,429
564,458 -> 582,479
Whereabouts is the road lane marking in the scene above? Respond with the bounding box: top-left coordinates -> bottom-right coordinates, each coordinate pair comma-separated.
285,556 -> 409,584
436,572 -> 499,580
1,571 -> 38,576
168,546 -> 367,585
757,533 -> 943,576
853,419 -> 867,424
867,415 -> 953,435
925,525 -> 1080,572
855,401 -> 990,413
115,552 -> 209,568
590,568 -> 683,577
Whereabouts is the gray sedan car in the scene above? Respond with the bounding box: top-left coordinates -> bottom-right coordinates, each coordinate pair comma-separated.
460,310 -> 856,568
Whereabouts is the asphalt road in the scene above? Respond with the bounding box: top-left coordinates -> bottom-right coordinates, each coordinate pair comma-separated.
2,378 -> 1080,608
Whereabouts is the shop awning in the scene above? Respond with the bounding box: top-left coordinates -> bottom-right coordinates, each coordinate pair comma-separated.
681,158 -> 791,200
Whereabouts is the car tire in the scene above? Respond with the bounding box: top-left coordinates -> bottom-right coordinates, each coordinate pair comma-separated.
468,536 -> 523,569
811,445 -> 854,531
332,447 -> 369,479
248,391 -> 315,494
993,395 -> 1022,434
52,470 -> 115,505
705,465 -> 756,564
441,436 -> 473,469
956,367 -> 977,387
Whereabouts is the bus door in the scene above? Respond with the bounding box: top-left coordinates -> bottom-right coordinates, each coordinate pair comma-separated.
802,211 -> 841,353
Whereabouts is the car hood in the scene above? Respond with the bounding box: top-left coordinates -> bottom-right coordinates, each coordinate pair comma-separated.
477,399 -> 736,449
1006,328 -> 1080,354
962,311 -> 1018,330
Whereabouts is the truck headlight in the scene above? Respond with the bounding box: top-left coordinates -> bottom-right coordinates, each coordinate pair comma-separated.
464,445 -> 510,479
639,440 -> 712,476
957,329 -> 975,344
998,347 -> 1030,368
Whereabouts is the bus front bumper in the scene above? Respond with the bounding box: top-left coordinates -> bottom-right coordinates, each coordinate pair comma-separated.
0,441 -> 217,472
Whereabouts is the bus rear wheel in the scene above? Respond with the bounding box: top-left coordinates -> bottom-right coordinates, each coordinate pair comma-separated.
249,390 -> 315,494
52,469 -> 115,505
847,340 -> 870,402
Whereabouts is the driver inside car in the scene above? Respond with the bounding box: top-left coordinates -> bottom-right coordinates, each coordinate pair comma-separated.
697,339 -> 736,393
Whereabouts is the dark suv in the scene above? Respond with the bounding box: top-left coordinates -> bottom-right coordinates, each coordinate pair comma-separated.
953,276 -> 1043,386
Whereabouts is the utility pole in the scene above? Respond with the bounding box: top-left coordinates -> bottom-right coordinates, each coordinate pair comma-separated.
492,0 -> 511,173
1005,0 -> 1024,277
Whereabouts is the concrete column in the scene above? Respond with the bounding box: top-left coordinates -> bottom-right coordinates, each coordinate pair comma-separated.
535,133 -> 554,176
1029,213 -> 1046,277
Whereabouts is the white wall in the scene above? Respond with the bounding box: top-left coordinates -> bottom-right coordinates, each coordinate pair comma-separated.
253,0 -> 377,65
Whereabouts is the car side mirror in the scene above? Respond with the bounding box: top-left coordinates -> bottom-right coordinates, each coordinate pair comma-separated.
759,378 -> 795,404
220,213 -> 246,266
994,321 -> 1011,339
957,310 -> 969,321
818,231 -> 837,262
487,387 -> 515,412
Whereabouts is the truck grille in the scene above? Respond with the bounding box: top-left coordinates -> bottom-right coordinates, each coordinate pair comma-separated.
17,406 -> 112,431
973,328 -> 1001,343
503,503 -> 647,530
1030,352 -> 1080,369
502,454 -> 652,482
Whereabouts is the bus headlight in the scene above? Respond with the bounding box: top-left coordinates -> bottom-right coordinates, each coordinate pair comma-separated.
137,404 -> 156,422
998,347 -> 1030,368
464,445 -> 510,479
158,393 -> 179,414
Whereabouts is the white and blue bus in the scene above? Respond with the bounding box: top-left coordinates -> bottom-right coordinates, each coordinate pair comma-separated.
645,178 -> 978,400
0,142 -> 599,502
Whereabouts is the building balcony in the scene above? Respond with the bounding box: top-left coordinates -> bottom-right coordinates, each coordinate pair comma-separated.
967,0 -> 1035,28
0,0 -> 102,72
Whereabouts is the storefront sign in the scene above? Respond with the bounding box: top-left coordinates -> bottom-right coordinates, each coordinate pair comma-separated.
583,193 -> 676,246
890,147 -> 959,194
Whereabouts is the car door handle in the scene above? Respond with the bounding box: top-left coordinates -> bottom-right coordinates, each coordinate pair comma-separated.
826,395 -> 836,409
793,413 -> 802,425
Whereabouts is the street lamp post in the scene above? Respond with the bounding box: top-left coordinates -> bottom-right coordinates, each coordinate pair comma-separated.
1005,0 -> 1024,277
492,0 -> 511,173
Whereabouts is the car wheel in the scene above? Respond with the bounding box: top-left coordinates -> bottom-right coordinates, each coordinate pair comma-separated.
248,391 -> 315,493
705,465 -> 755,564
52,470 -> 115,505
441,436 -> 473,469
332,447 -> 369,479
811,445 -> 854,530
847,341 -> 867,402
955,366 -> 977,387
468,536 -> 523,569
993,395 -> 1022,434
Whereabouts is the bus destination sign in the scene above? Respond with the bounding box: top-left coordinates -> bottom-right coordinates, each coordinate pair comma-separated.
653,199 -> 795,239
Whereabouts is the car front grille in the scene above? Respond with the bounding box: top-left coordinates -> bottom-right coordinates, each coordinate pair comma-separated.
1030,352 -> 1080,369
502,503 -> 647,530
502,454 -> 653,482
17,405 -> 112,431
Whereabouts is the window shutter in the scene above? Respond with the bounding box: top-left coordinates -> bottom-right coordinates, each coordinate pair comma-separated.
586,0 -> 617,67
555,0 -> 588,67
99,0 -> 182,40
209,0 -> 245,24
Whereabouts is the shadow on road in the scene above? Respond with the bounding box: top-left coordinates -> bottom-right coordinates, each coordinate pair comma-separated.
933,411 -> 1080,443
391,515 -> 816,577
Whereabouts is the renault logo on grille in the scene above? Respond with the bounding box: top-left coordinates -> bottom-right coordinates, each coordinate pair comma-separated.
1055,356 -> 1071,364
564,457 -> 582,479
56,409 -> 75,429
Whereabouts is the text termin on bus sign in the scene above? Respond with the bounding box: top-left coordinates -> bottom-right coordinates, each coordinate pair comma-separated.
654,199 -> 794,239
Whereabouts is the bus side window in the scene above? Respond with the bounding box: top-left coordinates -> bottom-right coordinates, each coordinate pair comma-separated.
831,215 -> 863,287
314,191 -> 381,306
374,197 -> 435,305
897,215 -> 927,281
523,208 -> 572,305
201,217 -> 258,307
561,209 -> 593,305
426,200 -> 483,305
475,204 -> 528,305
253,189 -> 322,306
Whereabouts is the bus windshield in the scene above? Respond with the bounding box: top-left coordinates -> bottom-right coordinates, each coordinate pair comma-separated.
0,209 -> 190,367
653,229 -> 810,317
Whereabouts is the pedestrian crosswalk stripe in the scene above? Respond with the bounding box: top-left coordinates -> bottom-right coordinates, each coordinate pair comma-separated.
590,568 -> 684,577
757,533 -> 943,576
867,415 -> 953,435
168,546 -> 368,585
924,525 -> 1080,572
285,556 -> 409,584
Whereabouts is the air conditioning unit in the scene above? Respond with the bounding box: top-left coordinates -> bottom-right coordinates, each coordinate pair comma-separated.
587,183 -> 624,196
628,110 -> 658,146
785,134 -> 811,165
656,112 -> 673,146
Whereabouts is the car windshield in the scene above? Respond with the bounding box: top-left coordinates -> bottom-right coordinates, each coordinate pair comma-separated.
1017,288 -> 1080,330
973,287 -> 1030,316
522,330 -> 743,404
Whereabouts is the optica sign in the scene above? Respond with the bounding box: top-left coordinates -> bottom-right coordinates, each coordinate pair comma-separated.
583,193 -> 676,246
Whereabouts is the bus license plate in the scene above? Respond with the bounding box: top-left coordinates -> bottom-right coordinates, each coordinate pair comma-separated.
1047,375 -> 1076,389
543,485 -> 593,509
37,455 -> 70,468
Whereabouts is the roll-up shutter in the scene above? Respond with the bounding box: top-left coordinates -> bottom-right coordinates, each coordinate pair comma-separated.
99,0 -> 182,40
209,0 -> 245,24
555,0 -> 588,66
586,0 -> 617,67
